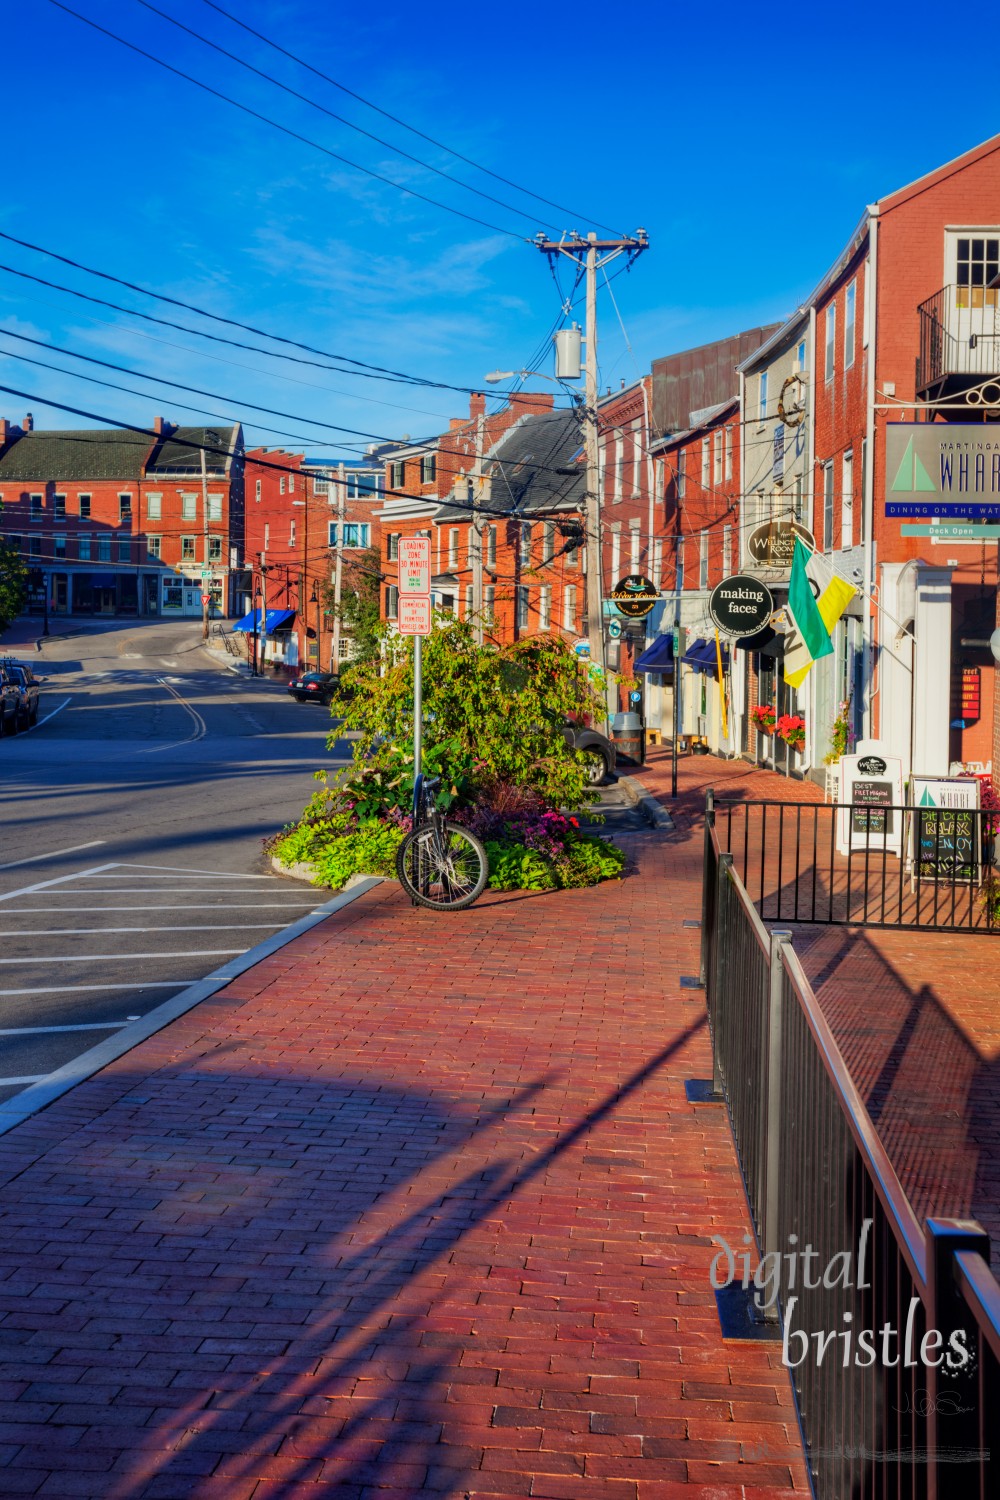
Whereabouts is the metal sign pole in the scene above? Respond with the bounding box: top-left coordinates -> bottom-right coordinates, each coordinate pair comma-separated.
412,633 -> 423,817
671,622 -> 680,799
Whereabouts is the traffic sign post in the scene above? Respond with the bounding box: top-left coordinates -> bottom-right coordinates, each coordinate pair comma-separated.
397,538 -> 433,810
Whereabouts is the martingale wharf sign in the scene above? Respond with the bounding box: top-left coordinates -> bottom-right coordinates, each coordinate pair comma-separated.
708,575 -> 773,636
885,423 -> 1000,518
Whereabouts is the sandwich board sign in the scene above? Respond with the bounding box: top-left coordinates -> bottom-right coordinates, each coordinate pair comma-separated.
836,742 -> 904,857
909,776 -> 979,882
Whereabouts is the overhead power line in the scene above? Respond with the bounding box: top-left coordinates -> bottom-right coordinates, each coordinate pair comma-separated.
47,0 -> 529,241
200,0 -> 621,236
132,0 -> 560,232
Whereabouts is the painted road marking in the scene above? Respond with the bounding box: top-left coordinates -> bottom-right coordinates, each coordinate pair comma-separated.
0,840 -> 107,872
138,677 -> 207,753
2,950 -> 245,963
0,983 -> 196,996
19,697 -> 72,733
22,925 -> 290,935
0,863 -> 120,906
5,903 -> 321,911
0,1076 -> 47,1088
0,1023 -> 127,1036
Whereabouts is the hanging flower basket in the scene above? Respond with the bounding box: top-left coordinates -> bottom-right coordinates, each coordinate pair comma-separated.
776,714 -> 807,751
750,704 -> 777,735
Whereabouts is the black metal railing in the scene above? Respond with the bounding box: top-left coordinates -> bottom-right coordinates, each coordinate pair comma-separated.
917,286 -> 1000,390
704,813 -> 1000,1498
711,794 -> 999,933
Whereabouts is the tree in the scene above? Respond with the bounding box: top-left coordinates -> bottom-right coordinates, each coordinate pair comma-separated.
324,546 -> 382,668
0,539 -> 26,634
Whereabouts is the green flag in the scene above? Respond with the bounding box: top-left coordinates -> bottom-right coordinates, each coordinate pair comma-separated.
784,539 -> 834,687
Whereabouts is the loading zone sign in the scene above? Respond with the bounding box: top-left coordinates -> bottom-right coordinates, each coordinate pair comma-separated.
398,537 -> 431,594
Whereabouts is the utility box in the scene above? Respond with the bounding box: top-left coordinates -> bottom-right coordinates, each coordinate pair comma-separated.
554,325 -> 583,381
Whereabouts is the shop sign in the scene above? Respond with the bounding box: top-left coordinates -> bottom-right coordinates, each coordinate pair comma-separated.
885,424 -> 1000,514
609,574 -> 659,618
708,575 -> 773,636
910,776 -> 980,882
573,639 -> 591,658
744,519 -> 815,571
836,742 -> 904,858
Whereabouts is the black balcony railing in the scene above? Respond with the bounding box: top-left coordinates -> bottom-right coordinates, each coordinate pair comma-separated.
702,806 -> 1000,1497
917,286 -> 1000,393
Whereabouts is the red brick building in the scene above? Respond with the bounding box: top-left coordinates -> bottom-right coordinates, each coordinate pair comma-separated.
0,414 -> 243,619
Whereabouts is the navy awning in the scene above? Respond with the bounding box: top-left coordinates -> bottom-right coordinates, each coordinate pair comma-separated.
682,637 -> 729,675
233,607 -> 296,633
736,625 -> 785,659
633,635 -> 674,674
87,573 -> 118,588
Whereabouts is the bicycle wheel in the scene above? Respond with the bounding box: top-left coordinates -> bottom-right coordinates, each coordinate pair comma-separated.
396,820 -> 489,911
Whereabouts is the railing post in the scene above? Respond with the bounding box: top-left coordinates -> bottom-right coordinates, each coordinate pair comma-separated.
700,789 -> 715,986
925,1217 -> 990,1499
762,928 -> 792,1323
711,852 -> 732,1100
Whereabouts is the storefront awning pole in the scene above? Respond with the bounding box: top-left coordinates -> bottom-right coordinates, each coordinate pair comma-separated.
715,630 -> 728,742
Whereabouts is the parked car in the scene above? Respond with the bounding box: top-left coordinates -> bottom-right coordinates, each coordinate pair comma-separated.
2,661 -> 40,729
287,670 -> 344,706
563,723 -> 616,785
0,667 -> 20,736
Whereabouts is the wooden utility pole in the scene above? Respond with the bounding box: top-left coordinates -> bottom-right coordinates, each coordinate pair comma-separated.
471,409 -> 485,644
200,446 -> 210,640
533,231 -> 649,674
331,463 -> 346,672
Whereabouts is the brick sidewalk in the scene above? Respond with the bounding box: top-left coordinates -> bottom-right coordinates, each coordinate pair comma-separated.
635,748 -> 1000,1273
0,832 -> 809,1499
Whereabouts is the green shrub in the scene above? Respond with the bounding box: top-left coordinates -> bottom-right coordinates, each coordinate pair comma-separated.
274,819 -> 404,888
483,833 -> 625,893
559,834 -> 626,887
484,841 -> 559,892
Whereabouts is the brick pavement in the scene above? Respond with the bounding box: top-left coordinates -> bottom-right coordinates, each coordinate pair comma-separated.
0,830 -> 809,1499
636,747 -> 1000,1273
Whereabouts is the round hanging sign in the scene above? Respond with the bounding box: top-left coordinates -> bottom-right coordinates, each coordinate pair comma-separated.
709,575 -> 773,636
609,574 -> 659,619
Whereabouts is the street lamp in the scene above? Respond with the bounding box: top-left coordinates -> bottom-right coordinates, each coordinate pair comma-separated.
309,583 -> 321,670
252,584 -> 261,677
484,370 -> 575,385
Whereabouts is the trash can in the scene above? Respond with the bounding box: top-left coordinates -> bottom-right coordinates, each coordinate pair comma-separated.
611,711 -> 645,767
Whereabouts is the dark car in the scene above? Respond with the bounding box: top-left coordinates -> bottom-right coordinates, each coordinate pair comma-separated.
287,670 -> 343,705
0,667 -> 19,736
2,661 -> 40,729
563,723 -> 616,785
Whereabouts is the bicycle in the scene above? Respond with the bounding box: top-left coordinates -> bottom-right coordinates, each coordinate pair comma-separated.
395,773 -> 489,912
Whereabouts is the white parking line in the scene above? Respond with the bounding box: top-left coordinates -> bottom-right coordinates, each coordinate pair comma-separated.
3,950 -> 245,963
4,903 -> 321,911
111,863 -> 278,877
0,1076 -> 47,1088
0,840 -> 107,873
23,925 -> 288,935
0,1023 -> 127,1036
0,982 -> 193,996
0,862 -> 120,905
18,697 -> 72,734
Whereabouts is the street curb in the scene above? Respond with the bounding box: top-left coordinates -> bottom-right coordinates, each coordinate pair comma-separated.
617,773 -> 675,832
0,877 -> 383,1138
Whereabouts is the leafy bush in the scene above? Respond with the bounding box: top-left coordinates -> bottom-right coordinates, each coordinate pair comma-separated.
273,819 -> 404,888
483,831 -> 625,893
484,841 -> 558,892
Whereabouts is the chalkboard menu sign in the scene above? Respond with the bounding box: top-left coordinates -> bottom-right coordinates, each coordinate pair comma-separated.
910,777 -> 980,882
837,744 -> 904,857
851,780 -> 894,836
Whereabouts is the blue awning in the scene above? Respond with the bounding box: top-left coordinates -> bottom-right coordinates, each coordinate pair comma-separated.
87,573 -> 118,588
233,607 -> 296,633
633,635 -> 674,674
682,637 -> 729,675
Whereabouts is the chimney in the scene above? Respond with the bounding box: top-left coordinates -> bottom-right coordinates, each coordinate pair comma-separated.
470,392 -> 486,420
22,412 -> 33,432
0,419 -> 8,447
153,415 -> 165,434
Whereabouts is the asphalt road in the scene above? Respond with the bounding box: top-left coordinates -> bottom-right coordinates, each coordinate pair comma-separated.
0,618 -> 352,1105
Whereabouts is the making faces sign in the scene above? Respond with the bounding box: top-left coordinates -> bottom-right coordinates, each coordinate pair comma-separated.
886,423 -> 1000,519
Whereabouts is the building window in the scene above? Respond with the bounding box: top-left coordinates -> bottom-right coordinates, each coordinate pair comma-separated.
543,521 -> 555,562
699,532 -> 709,589
30,494 -> 42,520
562,585 -> 577,632
464,585 -> 473,618
841,450 -> 854,549
844,281 -> 856,370
825,303 -> 836,382
119,494 -> 132,520
759,371 -> 768,421
565,533 -> 580,569
279,475 -> 286,495
449,528 -> 460,568
723,524 -> 732,577
342,523 -> 369,548
611,530 -> 621,582
78,535 -> 91,560
207,537 -> 221,563
796,340 -> 807,373
823,463 -> 835,549
53,494 -> 66,520
288,474 -> 294,494
713,431 -> 723,484
97,535 -> 112,562
28,536 -> 41,558
255,479 -> 262,502
146,493 -> 162,519
385,584 -> 399,619
264,523 -> 270,550
484,584 -> 495,624
7,534 -> 20,552
387,532 -> 400,561
630,525 -> 641,572
79,494 -> 91,518
182,536 -> 196,560
420,454 -> 436,484
516,585 -> 529,629
794,475 -> 805,525
390,461 -> 405,489
53,534 -> 66,558
701,440 -> 709,487
117,538 -> 130,562
610,434 -> 622,503
181,494 -> 197,521
519,523 -> 531,566
289,520 -> 296,547
676,537 -> 685,592
539,585 -> 551,631
487,525 -> 496,568
724,426 -> 733,482
328,522 -> 338,547
955,237 -> 1000,305
632,424 -> 643,494
207,495 -> 222,522
677,449 -> 686,499
146,535 -> 161,559
313,475 -> 329,495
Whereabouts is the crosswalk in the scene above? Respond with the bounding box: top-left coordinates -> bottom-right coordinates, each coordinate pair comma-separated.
0,861 -> 324,1103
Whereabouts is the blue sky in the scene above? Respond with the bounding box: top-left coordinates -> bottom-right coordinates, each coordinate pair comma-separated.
2,0 -> 996,456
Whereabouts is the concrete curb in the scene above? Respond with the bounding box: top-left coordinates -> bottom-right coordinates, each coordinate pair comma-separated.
271,855 -> 376,893
617,773 -> 675,832
0,877 -> 383,1138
